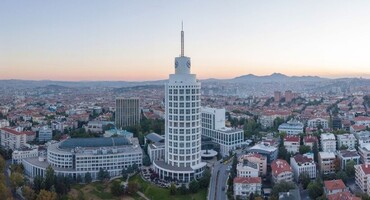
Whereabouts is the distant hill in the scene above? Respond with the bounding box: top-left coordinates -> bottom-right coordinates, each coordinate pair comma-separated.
0,73 -> 366,88
229,73 -> 327,83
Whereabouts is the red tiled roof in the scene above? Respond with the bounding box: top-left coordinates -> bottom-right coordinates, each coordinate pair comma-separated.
351,125 -> 366,132
271,159 -> 292,176
233,177 -> 262,184
327,191 -> 360,200
359,164 -> 370,175
0,127 -> 24,135
284,135 -> 300,142
292,154 -> 313,164
22,131 -> 35,136
304,135 -> 318,143
324,180 -> 346,191
245,152 -> 265,159
355,116 -> 370,121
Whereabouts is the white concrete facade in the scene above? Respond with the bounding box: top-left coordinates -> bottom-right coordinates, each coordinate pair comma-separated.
201,107 -> 244,156
153,27 -> 206,182
23,137 -> 142,181
12,148 -> 38,164
290,154 -> 316,181
321,133 -> 337,152
337,133 -> 356,150
308,117 -> 329,129
0,128 -> 27,150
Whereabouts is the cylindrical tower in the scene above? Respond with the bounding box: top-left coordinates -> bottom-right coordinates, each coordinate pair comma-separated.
153,24 -> 205,182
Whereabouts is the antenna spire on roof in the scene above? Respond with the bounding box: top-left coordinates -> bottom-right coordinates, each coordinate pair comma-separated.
181,21 -> 184,57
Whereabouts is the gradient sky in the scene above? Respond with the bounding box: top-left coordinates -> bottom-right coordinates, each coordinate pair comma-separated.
1,1 -> 370,81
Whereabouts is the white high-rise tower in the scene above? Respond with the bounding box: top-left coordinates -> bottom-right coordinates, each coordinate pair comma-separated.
153,24 -> 206,182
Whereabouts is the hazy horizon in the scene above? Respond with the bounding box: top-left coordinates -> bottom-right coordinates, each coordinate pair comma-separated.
1,72 -> 370,82
2,1 -> 370,81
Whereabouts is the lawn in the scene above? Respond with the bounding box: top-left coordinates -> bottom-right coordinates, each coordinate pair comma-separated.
68,174 -> 207,200
129,174 -> 207,200
68,178 -> 136,200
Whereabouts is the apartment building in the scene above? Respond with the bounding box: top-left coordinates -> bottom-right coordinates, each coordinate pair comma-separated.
271,159 -> 293,184
318,152 -> 336,174
321,133 -> 336,152
290,154 -> 316,181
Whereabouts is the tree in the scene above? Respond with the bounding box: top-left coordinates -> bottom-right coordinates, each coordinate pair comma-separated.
307,181 -> 323,199
76,174 -> 82,183
179,184 -> 187,195
132,163 -> 139,172
10,172 -> 24,190
170,183 -> 177,195
23,185 -> 36,200
143,155 -> 151,166
126,182 -> 138,195
312,142 -> 319,163
199,168 -> 211,188
36,189 -> 57,200
270,181 -> 296,199
33,175 -> 44,192
0,183 -> 12,200
43,165 -> 55,190
85,172 -> 92,183
273,117 -> 285,131
299,145 -> 311,155
333,158 -> 341,172
299,172 -> 311,189
0,156 -> 5,171
345,160 -> 356,178
336,171 -> 348,183
189,180 -> 200,193
98,168 -> 110,182
111,181 -> 124,196
122,169 -> 128,181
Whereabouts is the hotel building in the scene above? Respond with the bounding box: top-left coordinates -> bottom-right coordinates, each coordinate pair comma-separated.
23,137 -> 142,180
152,26 -> 206,182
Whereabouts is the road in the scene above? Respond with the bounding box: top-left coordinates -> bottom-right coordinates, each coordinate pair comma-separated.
209,160 -> 232,200
208,148 -> 249,200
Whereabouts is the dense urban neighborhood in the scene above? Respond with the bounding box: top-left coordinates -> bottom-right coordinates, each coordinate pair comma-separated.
1,72 -> 370,200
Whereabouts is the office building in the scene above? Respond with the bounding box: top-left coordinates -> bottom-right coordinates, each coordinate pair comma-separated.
12,147 -> 38,164
249,143 -> 278,165
115,97 -> 140,129
274,91 -> 281,102
285,90 -> 293,103
38,126 -> 52,142
337,150 -> 360,170
152,26 -> 206,182
201,107 -> 244,156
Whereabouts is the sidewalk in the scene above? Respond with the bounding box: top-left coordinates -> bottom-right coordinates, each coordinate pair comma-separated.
137,191 -> 150,200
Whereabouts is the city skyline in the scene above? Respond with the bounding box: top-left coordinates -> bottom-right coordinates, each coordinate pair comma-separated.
2,1 -> 370,81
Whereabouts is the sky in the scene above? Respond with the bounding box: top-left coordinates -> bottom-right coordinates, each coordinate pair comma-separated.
1,0 -> 370,81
